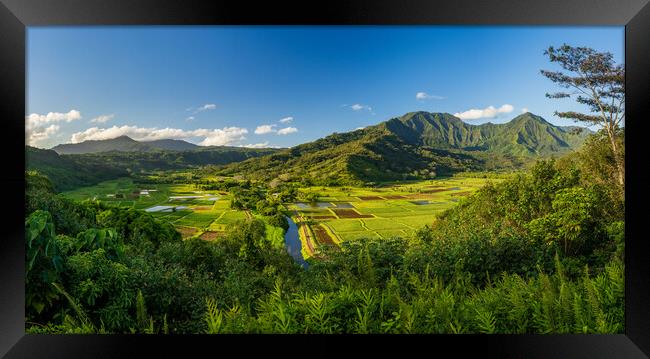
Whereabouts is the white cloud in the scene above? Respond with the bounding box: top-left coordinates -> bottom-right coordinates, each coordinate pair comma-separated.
69,125 -> 248,147
355,127 -> 366,130
187,103 -> 217,114
240,142 -> 281,149
242,142 -> 269,148
26,109 -> 82,146
197,127 -> 248,146
416,92 -> 445,100
89,114 -> 114,124
454,104 -> 514,120
27,124 -> 60,146
277,127 -> 298,135
254,124 -> 277,134
279,116 -> 293,124
521,108 -> 529,113
350,103 -> 372,112
186,116 -> 195,122
27,109 -> 81,128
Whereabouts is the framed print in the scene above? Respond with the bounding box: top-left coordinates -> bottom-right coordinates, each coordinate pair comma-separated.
1,0 -> 649,357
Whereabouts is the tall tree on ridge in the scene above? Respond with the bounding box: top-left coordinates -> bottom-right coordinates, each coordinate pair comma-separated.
541,44 -> 625,189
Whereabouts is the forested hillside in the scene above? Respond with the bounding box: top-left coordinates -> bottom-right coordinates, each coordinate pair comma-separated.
26,144 -> 280,192
216,112 -> 589,185
25,146 -> 130,192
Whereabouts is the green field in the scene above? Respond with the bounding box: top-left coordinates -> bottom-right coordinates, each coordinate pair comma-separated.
287,177 -> 499,257
63,176 -> 498,254
62,178 -> 238,236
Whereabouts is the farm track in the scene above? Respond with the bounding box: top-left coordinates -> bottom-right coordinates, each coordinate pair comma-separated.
359,219 -> 371,231
171,210 -> 193,225
294,215 -> 317,257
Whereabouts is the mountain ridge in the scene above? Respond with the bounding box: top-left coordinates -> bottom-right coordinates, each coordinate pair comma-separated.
50,135 -> 204,154
214,111 -> 591,185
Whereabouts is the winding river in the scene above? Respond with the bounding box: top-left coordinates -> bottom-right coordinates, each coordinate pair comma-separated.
284,216 -> 309,268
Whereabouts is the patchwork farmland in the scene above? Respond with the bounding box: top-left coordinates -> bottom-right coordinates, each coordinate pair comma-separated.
63,176 -> 500,259
286,177 -> 499,258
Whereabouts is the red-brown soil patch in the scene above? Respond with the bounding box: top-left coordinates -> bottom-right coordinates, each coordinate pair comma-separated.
333,209 -> 374,219
358,196 -> 383,201
193,206 -> 213,210
312,215 -> 336,220
313,225 -> 337,247
383,195 -> 407,199
176,226 -> 198,238
199,231 -> 225,241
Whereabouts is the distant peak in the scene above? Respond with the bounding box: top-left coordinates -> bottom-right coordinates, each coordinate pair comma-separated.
510,112 -> 550,124
399,111 -> 458,122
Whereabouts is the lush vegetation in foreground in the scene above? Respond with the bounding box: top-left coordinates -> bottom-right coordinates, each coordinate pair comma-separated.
25,128 -> 624,334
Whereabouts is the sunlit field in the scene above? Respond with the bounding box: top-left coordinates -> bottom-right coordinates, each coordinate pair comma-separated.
63,176 -> 500,259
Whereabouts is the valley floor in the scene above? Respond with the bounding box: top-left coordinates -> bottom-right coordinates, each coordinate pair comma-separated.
62,176 -> 500,261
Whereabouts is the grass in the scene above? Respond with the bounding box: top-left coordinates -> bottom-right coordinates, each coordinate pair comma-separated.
327,220 -> 366,233
214,210 -> 247,224
338,231 -> 382,241
362,218 -> 410,231
174,211 -> 220,228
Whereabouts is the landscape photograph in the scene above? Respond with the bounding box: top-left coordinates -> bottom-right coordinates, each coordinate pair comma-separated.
25,26 -> 625,334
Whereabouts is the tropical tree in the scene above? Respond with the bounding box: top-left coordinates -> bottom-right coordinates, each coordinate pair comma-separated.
541,44 -> 625,188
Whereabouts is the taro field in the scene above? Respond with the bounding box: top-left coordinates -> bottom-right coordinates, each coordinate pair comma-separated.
286,177 -> 499,259
62,177 -> 247,241
62,176 -> 499,260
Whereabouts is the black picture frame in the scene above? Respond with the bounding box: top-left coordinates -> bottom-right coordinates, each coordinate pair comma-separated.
1,0 -> 649,357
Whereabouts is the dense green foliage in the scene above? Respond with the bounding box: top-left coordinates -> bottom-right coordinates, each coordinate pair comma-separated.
25,172 -> 300,333
26,141 -> 279,191
25,126 -> 623,334
215,112 -> 589,185
26,147 -> 129,192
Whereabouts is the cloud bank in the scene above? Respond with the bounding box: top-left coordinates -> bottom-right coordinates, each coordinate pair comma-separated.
277,127 -> 298,135
69,125 -> 248,146
454,104 -> 514,120
254,124 -> 277,134
26,109 -> 82,145
242,142 -> 270,148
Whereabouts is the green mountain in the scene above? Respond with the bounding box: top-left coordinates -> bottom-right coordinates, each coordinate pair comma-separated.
50,135 -> 240,154
28,142 -> 281,191
25,146 -> 130,192
142,139 -> 200,151
216,112 -> 590,185
51,135 -> 153,154
382,112 -> 590,156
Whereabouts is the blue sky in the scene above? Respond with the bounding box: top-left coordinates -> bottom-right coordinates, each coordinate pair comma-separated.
27,26 -> 623,149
